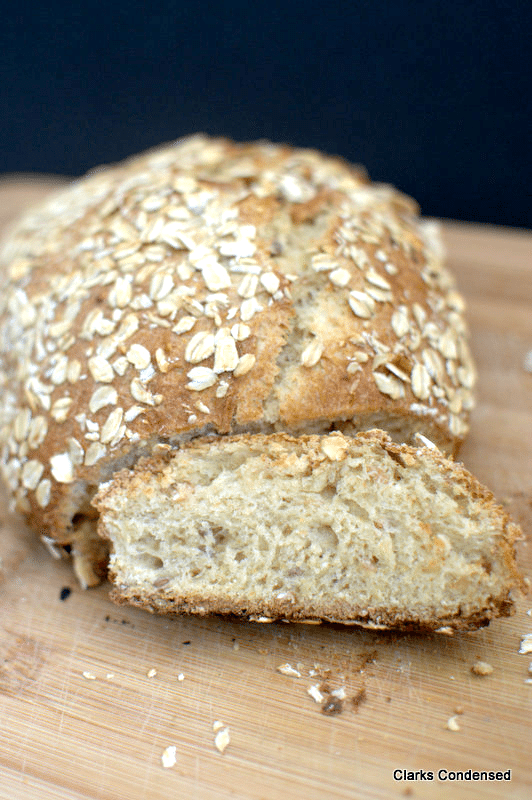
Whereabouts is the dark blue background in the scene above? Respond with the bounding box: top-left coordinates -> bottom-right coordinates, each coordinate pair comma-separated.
2,1 -> 530,226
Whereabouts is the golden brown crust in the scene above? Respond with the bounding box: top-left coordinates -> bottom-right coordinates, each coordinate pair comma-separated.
1,136 -> 476,564
107,586 -> 515,633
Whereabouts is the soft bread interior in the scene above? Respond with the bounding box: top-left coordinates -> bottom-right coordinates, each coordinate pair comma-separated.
94,431 -> 520,630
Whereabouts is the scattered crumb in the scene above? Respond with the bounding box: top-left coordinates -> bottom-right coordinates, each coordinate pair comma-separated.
277,663 -> 301,678
321,696 -> 343,715
351,687 -> 367,711
161,745 -> 177,769
331,687 -> 346,700
355,650 -> 378,672
446,716 -> 461,731
214,727 -> 231,753
147,668 -> 157,678
525,679 -> 532,685
471,661 -> 494,676
177,672 -> 185,681
82,671 -> 96,680
307,684 -> 325,704
59,586 -> 71,601
519,634 -> 532,654
106,673 -> 115,680
232,641 -> 240,651
212,720 -> 225,733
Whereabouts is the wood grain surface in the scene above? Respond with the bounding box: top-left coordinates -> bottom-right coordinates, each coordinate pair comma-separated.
0,178 -> 531,800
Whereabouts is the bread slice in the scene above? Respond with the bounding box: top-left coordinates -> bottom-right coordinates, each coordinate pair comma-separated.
94,430 -> 522,631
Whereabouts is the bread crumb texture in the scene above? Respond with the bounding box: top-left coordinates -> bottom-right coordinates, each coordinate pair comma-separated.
93,430 -> 522,630
471,660 -> 494,676
0,136 -> 478,572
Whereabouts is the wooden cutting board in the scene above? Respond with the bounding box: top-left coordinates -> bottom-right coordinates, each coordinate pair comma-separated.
0,178 -> 531,800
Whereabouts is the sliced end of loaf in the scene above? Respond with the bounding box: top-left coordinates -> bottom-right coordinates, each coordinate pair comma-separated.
94,430 -> 522,631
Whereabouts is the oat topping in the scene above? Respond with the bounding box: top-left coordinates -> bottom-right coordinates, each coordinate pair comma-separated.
348,290 -> 376,319
300,338 -> 324,368
50,452 -> 74,484
186,366 -> 217,391
89,386 -> 118,414
185,331 -> 216,364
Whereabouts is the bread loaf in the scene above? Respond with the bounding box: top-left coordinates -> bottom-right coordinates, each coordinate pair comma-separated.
1,135 -> 509,623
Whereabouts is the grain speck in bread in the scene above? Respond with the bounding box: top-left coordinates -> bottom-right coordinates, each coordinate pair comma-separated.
94,431 -> 522,631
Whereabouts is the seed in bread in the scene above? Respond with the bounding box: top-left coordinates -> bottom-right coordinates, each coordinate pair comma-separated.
93,430 -> 522,631
0,135 -> 479,585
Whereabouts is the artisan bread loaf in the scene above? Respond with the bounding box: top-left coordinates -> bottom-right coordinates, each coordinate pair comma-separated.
0,135 -> 478,589
94,431 -> 521,631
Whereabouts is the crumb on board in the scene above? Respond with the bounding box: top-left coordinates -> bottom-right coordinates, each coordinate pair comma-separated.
177,672 -> 185,681
161,745 -> 177,769
214,726 -> 231,754
147,668 -> 157,678
322,696 -> 343,715
331,687 -> 347,700
446,715 -> 461,731
277,663 -> 301,678
519,634 -> 532,654
471,661 -> 494,676
82,671 -> 96,680
351,687 -> 367,711
308,684 -> 324,704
